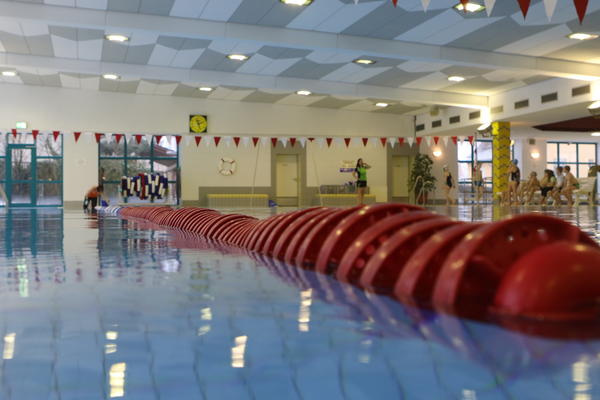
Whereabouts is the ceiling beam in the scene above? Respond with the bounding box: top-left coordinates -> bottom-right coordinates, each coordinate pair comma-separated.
0,1 -> 598,80
0,52 -> 488,108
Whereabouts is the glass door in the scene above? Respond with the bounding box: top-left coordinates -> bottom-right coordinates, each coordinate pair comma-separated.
7,145 -> 36,207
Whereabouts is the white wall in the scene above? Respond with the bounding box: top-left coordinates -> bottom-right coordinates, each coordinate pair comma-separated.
306,141 -> 389,201
63,133 -> 98,202
422,142 -> 457,202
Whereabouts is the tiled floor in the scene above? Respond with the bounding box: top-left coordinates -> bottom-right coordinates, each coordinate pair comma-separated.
0,206 -> 598,399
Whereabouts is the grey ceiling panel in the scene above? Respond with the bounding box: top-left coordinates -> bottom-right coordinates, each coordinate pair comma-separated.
522,76 -> 551,85
18,72 -> 43,86
361,68 -> 427,87
157,36 -> 185,50
279,60 -> 345,80
441,66 -> 494,77
117,80 -> 140,93
77,28 -> 105,42
368,10 -> 446,40
192,49 -> 228,70
341,2 -> 399,38
258,45 -> 311,60
40,73 -> 61,87
228,0 -> 275,25
546,39 -> 600,62
308,97 -> 358,109
143,78 -> 178,85
180,38 -> 211,51
373,103 -> 420,115
101,42 -> 128,63
107,0 -> 141,13
139,0 -> 175,16
124,44 -> 155,65
99,78 -> 119,92
241,91 -> 288,103
26,35 -> 54,57
171,84 -> 209,98
256,2 -> 306,28
0,32 -> 31,54
49,26 -> 78,41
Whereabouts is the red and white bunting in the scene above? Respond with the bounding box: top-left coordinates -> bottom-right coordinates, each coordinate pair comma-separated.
233,137 -> 241,147
326,138 -> 333,148
271,137 -> 278,148
392,0 -> 398,7
389,137 -> 397,148
543,0 -> 557,19
316,137 -> 325,149
174,135 -> 182,146
214,136 -> 221,147
299,137 -> 307,147
424,136 -> 431,147
407,137 -> 414,147
516,0 -> 531,18
433,136 -> 440,145
442,136 -> 449,146
416,137 -> 423,146
362,138 -> 369,147
241,136 -> 250,147
452,136 -> 458,145
252,137 -> 260,147
420,0 -> 431,11
468,136 -> 474,144
574,0 -> 589,23
114,133 -> 124,144
94,133 -> 104,143
289,137 -> 297,147
398,137 -> 405,147
11,129 -> 17,139
380,137 -> 387,147
32,130 -> 40,141
344,138 -> 351,148
183,135 -> 191,147
52,131 -> 61,141
260,137 -> 270,147
484,0 -> 496,16
195,136 -> 202,147
134,134 -> 143,144
154,135 -> 162,145
280,137 -> 289,148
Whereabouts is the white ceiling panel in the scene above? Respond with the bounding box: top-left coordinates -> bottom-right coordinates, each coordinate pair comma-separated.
315,1 -> 381,33
59,73 -> 81,89
77,39 -> 103,61
147,45 -> 177,67
169,0 -> 209,18
51,35 -> 77,58
170,48 -> 205,68
75,0 -> 107,10
199,0 -> 244,22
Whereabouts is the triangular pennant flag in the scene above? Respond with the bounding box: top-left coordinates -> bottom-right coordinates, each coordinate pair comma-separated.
573,0 -> 589,23
114,133 -> 123,144
452,136 -> 458,145
155,135 -> 162,145
260,137 -> 269,147
380,137 -> 387,147
271,138 -> 278,148
416,137 -> 423,146
53,131 -> 60,141
425,136 -> 432,146
459,136 -> 467,143
290,138 -> 297,147
442,136 -> 449,146
542,0 -> 557,20
316,138 -> 325,148
484,0 -> 496,16
398,137 -> 405,146
516,0 -> 531,18
344,138 -> 351,148
32,130 -> 40,141
362,138 -> 369,147
95,133 -> 104,143
299,137 -> 307,147
392,0 -> 398,6
468,136 -> 474,144
308,137 -> 315,142
233,137 -> 240,147
326,138 -> 333,147
134,134 -> 143,144
11,129 -> 17,138
280,137 -> 289,148
388,137 -> 397,148
174,135 -> 182,146
407,137 -> 414,147
214,136 -> 221,147
433,136 -> 440,145
252,137 -> 260,147
195,136 -> 202,146
420,0 -> 431,11
241,137 -> 250,147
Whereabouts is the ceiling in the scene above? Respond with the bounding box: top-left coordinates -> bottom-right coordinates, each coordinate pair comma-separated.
0,0 -> 600,114
534,116 -> 600,132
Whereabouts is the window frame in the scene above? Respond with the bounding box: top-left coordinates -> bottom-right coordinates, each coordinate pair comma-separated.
546,141 -> 598,178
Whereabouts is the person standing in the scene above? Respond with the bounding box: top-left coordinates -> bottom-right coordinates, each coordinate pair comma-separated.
443,165 -> 455,205
507,160 -> 520,206
473,163 -> 484,204
562,166 -> 579,207
353,158 -> 371,206
552,166 -> 565,206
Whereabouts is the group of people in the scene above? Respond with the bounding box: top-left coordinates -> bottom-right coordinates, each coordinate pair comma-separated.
512,165 -> 579,207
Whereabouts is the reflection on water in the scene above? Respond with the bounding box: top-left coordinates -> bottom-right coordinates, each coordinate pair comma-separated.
0,208 -> 598,399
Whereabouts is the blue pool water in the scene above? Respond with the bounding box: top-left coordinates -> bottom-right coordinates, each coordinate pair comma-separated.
0,207 -> 599,400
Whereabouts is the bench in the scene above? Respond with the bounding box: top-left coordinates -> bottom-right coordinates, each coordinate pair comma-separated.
315,194 -> 376,206
574,177 -> 597,206
207,194 -> 268,208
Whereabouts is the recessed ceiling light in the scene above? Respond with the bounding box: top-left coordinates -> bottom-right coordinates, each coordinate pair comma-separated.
448,76 -> 466,82
1,71 -> 17,77
588,101 -> 600,110
105,34 -> 129,42
296,90 -> 312,96
102,74 -> 120,80
227,54 -> 249,61
375,102 -> 389,108
568,33 -> 599,41
280,0 -> 313,5
198,87 -> 213,92
453,2 -> 485,12
591,132 -> 600,137
353,59 -> 376,65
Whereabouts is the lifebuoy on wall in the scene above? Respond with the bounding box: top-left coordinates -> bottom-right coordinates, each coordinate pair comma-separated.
219,157 -> 237,176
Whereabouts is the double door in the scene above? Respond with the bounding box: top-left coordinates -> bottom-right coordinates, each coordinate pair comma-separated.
6,144 -> 37,206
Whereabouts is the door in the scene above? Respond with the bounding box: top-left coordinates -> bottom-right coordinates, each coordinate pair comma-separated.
276,154 -> 299,206
7,145 -> 36,206
391,156 -> 409,198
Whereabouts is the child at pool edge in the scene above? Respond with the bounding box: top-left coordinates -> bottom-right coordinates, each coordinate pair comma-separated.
84,185 -> 103,212
522,171 -> 540,205
539,169 -> 556,205
443,165 -> 455,205
353,158 -> 371,206
473,163 -> 484,204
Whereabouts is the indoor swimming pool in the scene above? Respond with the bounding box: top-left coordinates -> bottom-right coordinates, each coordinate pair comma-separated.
0,207 -> 599,400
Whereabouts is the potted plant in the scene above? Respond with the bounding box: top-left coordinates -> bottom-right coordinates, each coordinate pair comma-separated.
409,154 -> 437,204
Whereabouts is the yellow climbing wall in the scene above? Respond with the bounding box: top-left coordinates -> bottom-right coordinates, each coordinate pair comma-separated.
492,121 -> 511,199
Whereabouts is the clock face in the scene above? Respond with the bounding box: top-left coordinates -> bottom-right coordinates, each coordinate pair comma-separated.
189,115 -> 208,133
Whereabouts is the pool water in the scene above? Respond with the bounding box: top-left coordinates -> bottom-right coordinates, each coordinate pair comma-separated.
0,207 -> 599,400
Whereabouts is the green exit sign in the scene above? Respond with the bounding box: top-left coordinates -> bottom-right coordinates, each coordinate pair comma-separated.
15,122 -> 27,129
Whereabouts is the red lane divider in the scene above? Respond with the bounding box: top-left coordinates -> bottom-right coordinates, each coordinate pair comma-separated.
116,205 -> 600,323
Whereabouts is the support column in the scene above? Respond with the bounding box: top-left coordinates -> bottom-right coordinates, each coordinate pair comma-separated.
492,121 -> 511,201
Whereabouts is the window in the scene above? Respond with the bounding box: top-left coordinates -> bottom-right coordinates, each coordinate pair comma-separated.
457,140 -> 494,189
546,142 -> 597,178
99,136 -> 179,204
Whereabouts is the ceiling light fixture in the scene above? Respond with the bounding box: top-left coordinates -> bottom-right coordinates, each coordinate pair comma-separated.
568,33 -> 599,41
105,34 -> 129,42
227,54 -> 249,61
102,74 -> 120,80
353,59 -> 376,65
453,2 -> 485,12
588,101 -> 600,118
1,71 -> 17,77
591,132 -> 600,137
280,0 -> 313,5
296,90 -> 312,96
375,102 -> 389,108
198,87 -> 214,92
448,76 -> 466,82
